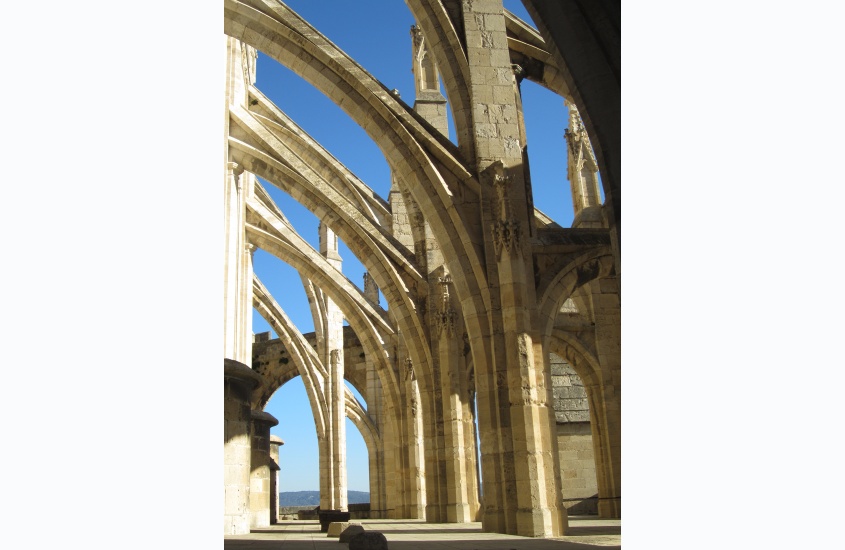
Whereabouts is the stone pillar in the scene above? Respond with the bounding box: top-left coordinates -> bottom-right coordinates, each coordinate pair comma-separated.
224,359 -> 263,535
403,357 -> 426,518
224,36 -> 260,536
461,356 -> 480,525
357,310 -> 386,520
318,223 -> 347,512
434,272 -> 475,523
250,410 -> 279,528
460,1 -> 566,537
329,349 -> 348,511
224,36 -> 257,366
380,400 -> 400,518
365,358 -> 387,518
385,192 -> 427,521
269,435 -> 284,524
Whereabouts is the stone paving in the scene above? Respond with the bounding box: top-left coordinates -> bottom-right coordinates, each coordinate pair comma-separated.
224,516 -> 621,549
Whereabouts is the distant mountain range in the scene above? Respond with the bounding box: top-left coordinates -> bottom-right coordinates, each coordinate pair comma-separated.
279,490 -> 370,506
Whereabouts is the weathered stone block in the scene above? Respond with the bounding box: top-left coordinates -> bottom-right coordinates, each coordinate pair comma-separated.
550,364 -> 567,376
327,521 -> 361,538
339,523 -> 366,542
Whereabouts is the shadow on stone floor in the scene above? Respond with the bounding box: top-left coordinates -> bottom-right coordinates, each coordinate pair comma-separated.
225,542 -> 619,550
226,518 -> 620,549
563,525 -> 621,537
248,527 -> 613,537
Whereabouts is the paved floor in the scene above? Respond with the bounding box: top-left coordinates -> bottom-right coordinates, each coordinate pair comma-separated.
224,516 -> 621,549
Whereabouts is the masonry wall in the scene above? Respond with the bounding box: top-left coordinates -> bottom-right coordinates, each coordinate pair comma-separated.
251,328 -> 369,398
550,353 -> 598,514
556,422 -> 598,514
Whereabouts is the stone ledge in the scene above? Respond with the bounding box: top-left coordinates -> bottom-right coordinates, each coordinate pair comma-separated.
224,358 -> 263,389
250,409 -> 279,426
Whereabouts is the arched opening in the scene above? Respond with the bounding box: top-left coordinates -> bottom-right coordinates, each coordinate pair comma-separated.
265,376 -> 320,505
261,375 -> 375,511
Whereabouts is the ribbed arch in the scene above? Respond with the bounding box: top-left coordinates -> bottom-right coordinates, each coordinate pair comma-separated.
547,330 -> 601,389
252,277 -> 328,437
223,0 -> 495,357
538,248 -> 615,340
229,103 -> 435,376
245,217 -> 402,409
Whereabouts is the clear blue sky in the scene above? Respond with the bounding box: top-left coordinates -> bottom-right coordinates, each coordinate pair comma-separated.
250,0 -> 572,494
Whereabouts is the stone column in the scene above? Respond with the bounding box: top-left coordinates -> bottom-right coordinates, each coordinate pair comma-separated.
224,36 -> 257,366
380,400 -> 400,518
460,1 -> 566,537
434,272 -> 475,522
224,37 -> 260,536
403,357 -> 426,518
250,410 -> 279,528
318,223 -> 347,512
269,435 -> 284,524
364,357 -> 387,519
329,349 -> 348,511
224,359 -> 263,535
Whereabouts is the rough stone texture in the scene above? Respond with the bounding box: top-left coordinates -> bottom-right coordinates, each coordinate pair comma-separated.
550,353 -> 590,423
338,523 -> 366,542
549,352 -> 598,514
326,521 -> 362,538
349,531 -> 388,550
223,0 -> 621,537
